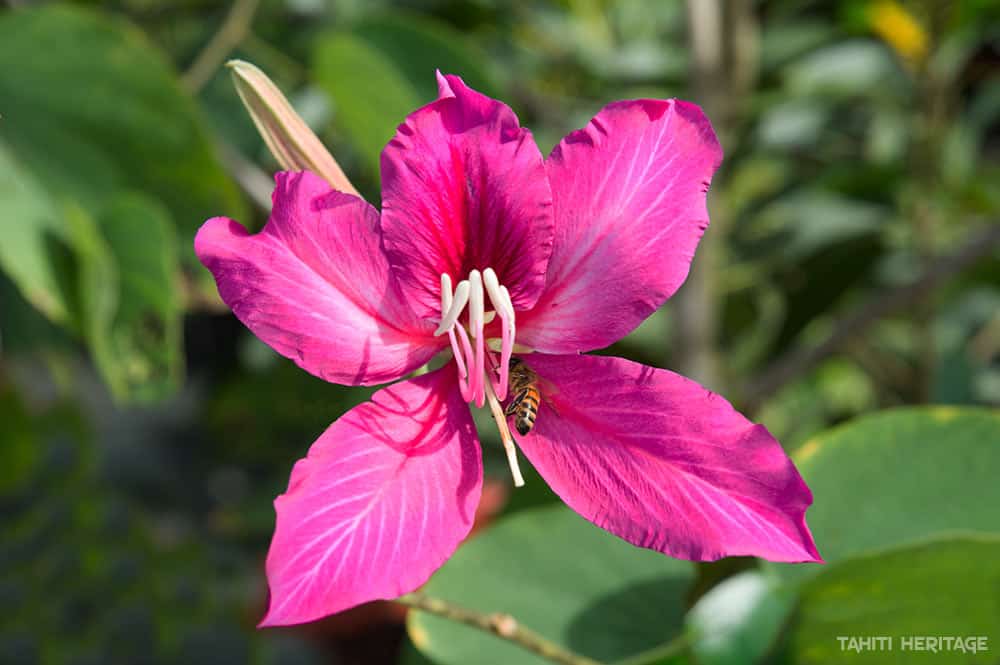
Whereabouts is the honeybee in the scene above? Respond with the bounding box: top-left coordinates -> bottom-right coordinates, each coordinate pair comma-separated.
505,358 -> 541,435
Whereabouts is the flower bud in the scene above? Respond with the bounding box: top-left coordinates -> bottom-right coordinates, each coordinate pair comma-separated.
227,59 -> 359,196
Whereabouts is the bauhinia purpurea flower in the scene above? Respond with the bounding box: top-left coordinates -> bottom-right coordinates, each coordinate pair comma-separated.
196,71 -> 822,626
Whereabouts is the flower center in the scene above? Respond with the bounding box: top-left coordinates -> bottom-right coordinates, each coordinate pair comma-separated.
435,268 -> 525,487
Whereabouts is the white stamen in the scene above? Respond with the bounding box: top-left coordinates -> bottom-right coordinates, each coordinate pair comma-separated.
468,270 -> 484,333
434,268 -> 525,486
440,273 -> 453,312
468,270 -> 486,407
434,279 -> 470,336
498,285 -> 515,321
482,269 -> 506,316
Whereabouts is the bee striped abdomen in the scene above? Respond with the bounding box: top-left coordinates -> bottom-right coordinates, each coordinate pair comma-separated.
512,386 -> 540,435
506,357 -> 541,435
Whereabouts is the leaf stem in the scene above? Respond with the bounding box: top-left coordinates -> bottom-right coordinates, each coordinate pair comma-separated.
398,592 -> 603,665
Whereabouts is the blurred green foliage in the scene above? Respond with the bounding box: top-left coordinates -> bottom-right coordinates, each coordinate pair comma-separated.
1,0 -> 998,664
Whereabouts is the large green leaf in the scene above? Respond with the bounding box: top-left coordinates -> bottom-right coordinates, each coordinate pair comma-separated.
0,5 -> 245,271
0,5 -> 238,400
773,407 -> 1000,583
91,194 -> 183,402
684,571 -> 795,665
408,505 -> 694,665
313,32 -> 422,179
777,535 -> 1000,664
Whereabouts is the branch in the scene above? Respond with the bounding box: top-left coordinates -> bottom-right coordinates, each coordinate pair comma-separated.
182,0 -> 260,93
397,592 -> 604,665
741,223 -> 1000,412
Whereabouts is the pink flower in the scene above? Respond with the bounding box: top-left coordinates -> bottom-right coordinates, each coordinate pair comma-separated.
196,73 -> 821,627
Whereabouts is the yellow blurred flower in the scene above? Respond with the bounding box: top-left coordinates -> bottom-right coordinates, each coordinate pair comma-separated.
868,0 -> 929,64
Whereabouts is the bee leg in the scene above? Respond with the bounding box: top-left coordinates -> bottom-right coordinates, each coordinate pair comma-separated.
505,389 -> 528,416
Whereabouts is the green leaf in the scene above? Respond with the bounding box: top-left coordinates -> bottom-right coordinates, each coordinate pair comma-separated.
777,534 -> 1000,664
0,5 -> 245,271
685,571 -> 795,665
354,12 -> 497,102
48,193 -> 182,404
408,505 -> 694,665
760,21 -> 837,73
771,407 -> 1000,584
313,31 -> 422,179
0,140 -> 73,323
786,40 -> 899,98
750,190 -> 887,262
92,194 -> 183,402
397,641 -> 439,665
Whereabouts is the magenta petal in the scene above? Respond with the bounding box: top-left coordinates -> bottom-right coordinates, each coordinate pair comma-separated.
516,354 -> 821,563
435,69 -> 455,98
260,367 -> 482,626
380,74 -> 554,320
518,100 -> 723,354
195,171 -> 443,386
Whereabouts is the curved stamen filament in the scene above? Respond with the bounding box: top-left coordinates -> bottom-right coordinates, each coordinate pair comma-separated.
435,267 -> 525,485
468,270 -> 486,408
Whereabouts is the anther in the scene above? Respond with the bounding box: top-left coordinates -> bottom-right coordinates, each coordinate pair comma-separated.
435,279 -> 470,336
435,267 -> 526,486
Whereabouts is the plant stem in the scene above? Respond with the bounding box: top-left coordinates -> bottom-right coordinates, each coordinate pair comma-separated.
673,0 -> 726,390
183,0 -> 260,93
674,0 -> 757,391
398,592 -> 604,665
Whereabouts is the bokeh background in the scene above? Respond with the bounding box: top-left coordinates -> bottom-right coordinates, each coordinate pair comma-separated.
2,1 -> 999,664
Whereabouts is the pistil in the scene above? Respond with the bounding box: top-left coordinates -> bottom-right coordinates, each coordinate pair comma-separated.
484,376 -> 525,487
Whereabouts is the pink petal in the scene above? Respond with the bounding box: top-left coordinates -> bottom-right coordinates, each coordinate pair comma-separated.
518,100 -> 723,354
196,171 -> 443,386
515,354 -> 821,563
260,367 -> 482,626
435,69 -> 455,98
380,74 -> 554,320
